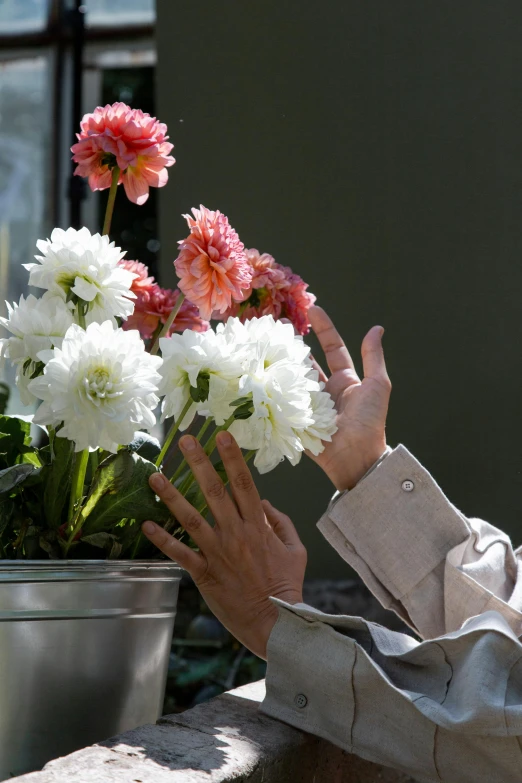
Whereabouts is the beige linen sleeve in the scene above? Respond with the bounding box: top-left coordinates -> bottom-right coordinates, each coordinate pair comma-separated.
261,446 -> 522,781
261,600 -> 522,783
317,444 -> 522,639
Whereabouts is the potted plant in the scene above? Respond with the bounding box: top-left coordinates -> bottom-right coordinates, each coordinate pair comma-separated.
0,102 -> 336,778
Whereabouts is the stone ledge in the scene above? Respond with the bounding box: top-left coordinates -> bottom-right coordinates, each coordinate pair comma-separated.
12,681 -> 417,783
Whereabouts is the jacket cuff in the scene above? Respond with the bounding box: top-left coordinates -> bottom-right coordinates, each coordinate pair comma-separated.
261,598 -> 357,752
317,444 -> 470,601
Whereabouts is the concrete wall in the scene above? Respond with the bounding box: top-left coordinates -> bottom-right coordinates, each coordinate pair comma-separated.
156,1 -> 522,577
12,681 -> 416,783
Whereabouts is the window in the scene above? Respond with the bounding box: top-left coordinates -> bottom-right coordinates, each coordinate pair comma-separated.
0,0 -> 50,34
84,0 -> 155,28
0,1 -> 157,413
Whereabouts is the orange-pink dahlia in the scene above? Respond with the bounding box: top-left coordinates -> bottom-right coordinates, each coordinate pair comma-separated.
71,102 -> 175,205
174,206 -> 252,321
220,249 -> 316,335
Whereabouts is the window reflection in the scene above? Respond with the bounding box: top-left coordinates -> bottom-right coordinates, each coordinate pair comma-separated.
0,0 -> 49,34
84,0 -> 155,27
0,56 -> 52,412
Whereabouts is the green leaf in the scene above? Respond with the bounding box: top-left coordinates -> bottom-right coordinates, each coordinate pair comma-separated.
81,451 -> 170,534
0,464 -> 36,495
81,532 -> 118,549
127,431 -> 161,462
43,433 -> 74,527
0,497 -> 15,541
17,449 -> 42,468
0,383 -> 9,415
0,415 -> 32,468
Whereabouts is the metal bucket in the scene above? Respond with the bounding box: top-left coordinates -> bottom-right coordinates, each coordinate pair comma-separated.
0,560 -> 182,780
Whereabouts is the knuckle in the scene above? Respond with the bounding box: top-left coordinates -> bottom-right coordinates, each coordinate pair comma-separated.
233,471 -> 255,492
377,375 -> 392,393
183,512 -> 203,532
323,338 -> 342,353
206,480 -> 226,500
190,451 -> 207,467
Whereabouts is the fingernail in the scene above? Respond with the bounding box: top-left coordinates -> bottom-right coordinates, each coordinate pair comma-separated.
179,435 -> 197,451
217,431 -> 232,446
142,521 -> 156,535
149,472 -> 166,491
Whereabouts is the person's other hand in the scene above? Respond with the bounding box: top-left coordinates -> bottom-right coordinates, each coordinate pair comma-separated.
141,431 -> 307,660
309,306 -> 391,491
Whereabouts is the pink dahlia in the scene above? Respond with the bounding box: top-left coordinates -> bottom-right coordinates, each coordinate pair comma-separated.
123,280 -> 209,341
174,205 -> 252,321
220,249 -> 316,335
225,248 -> 287,320
278,267 -> 316,335
71,102 -> 175,205
118,259 -> 156,302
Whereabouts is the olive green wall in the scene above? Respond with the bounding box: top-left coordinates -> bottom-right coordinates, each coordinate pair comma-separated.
157,1 -> 522,578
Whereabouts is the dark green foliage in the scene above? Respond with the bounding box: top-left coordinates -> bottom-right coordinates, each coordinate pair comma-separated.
0,419 -> 170,560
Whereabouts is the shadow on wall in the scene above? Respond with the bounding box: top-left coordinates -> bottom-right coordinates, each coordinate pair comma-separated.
96,686 -> 416,782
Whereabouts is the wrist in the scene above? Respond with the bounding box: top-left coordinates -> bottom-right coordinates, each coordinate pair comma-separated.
328,442 -> 388,491
249,593 -> 302,660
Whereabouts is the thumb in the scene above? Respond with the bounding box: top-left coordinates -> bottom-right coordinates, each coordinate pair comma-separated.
361,326 -> 390,387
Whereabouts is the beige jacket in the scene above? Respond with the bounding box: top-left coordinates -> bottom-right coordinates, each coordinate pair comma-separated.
261,445 -> 522,783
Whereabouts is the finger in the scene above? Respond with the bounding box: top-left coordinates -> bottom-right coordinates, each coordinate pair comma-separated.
309,306 -> 357,375
308,353 -> 328,384
149,472 -> 216,550
142,520 -> 207,580
216,431 -> 264,525
178,435 -> 239,526
361,326 -> 391,386
262,500 -> 302,549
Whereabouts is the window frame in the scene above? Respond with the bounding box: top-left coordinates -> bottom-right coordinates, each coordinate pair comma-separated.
0,0 -> 155,227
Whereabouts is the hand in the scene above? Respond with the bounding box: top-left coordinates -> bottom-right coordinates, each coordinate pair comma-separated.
308,306 -> 391,491
141,431 -> 307,660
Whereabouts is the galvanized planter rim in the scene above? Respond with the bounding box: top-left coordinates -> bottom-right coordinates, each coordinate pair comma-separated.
0,559 -> 182,582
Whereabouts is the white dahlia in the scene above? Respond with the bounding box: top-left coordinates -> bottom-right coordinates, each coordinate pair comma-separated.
217,314 -> 311,368
28,321 -> 162,452
298,383 -> 338,456
24,227 -> 136,326
0,293 -> 74,405
230,347 -> 319,474
159,328 -> 246,430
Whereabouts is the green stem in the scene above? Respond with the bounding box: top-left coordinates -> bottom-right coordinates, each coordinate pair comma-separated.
243,449 -> 256,464
90,450 -> 99,474
77,308 -> 86,330
102,166 -> 120,237
203,413 -> 236,457
170,416 -> 212,483
68,449 -> 89,525
150,292 -> 185,356
155,399 -> 194,468
177,414 -> 236,498
130,528 -> 143,560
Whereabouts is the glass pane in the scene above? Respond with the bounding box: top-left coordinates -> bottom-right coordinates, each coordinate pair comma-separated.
0,55 -> 53,414
0,0 -> 50,35
84,0 -> 155,27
